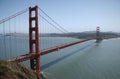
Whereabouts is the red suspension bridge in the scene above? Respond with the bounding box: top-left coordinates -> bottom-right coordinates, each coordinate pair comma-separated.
0,5 -> 102,74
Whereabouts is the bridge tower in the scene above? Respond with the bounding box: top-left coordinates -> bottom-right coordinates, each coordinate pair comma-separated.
29,6 -> 40,73
96,27 -> 101,42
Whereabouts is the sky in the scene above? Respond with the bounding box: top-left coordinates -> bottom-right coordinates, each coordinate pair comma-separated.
0,0 -> 120,32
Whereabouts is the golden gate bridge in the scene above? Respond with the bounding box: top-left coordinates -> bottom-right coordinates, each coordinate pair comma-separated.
0,5 -> 102,74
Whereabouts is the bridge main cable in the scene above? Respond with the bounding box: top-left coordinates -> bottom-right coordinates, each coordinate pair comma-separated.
38,14 -> 66,33
38,7 -> 68,33
0,8 -> 28,24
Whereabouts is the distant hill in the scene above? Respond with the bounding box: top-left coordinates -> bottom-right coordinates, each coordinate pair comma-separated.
1,31 -> 120,39
40,31 -> 120,39
0,33 -> 29,37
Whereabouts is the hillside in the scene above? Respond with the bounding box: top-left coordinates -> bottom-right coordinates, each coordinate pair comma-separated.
0,61 -> 45,79
40,31 -> 120,39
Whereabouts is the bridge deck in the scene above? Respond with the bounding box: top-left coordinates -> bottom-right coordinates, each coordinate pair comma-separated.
7,37 -> 96,62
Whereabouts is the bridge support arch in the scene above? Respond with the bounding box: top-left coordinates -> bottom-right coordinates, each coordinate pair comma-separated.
29,6 -> 40,73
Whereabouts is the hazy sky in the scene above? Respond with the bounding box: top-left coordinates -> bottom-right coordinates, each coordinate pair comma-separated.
0,0 -> 120,32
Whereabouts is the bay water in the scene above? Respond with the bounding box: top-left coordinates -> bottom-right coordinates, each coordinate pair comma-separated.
0,36 -> 120,79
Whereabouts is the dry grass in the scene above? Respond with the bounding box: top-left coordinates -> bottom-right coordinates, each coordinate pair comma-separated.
0,61 -> 44,79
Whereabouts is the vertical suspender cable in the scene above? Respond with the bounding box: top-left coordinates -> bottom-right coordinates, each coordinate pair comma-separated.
3,23 -> 6,58
9,20 -> 12,57
14,17 -> 17,56
38,7 -> 68,33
